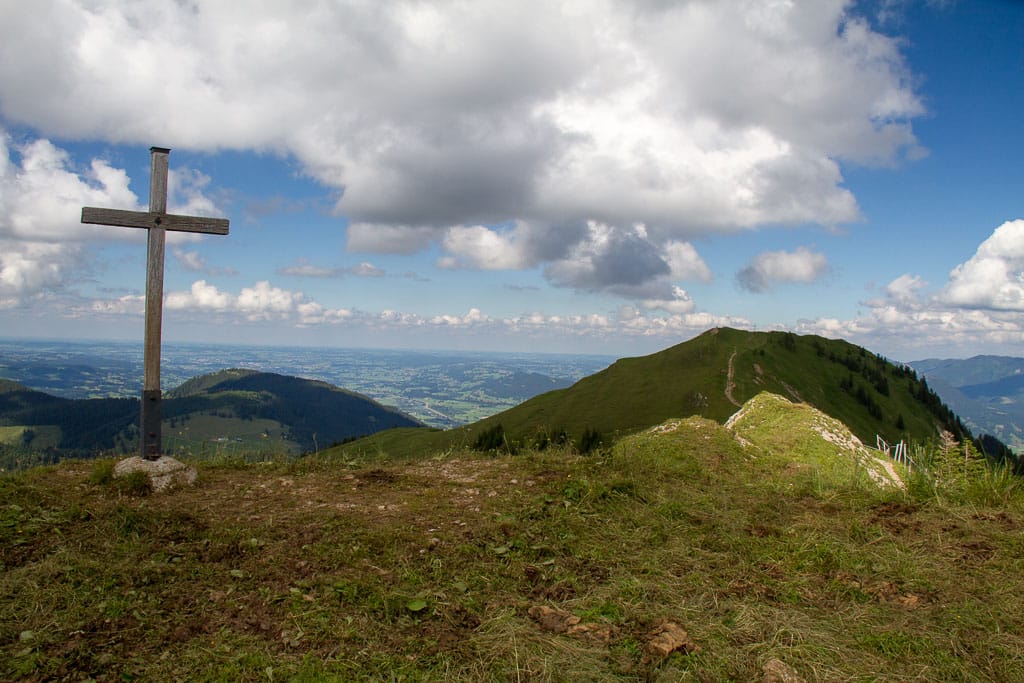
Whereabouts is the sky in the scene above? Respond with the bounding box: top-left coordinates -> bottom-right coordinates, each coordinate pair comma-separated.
0,0 -> 1022,360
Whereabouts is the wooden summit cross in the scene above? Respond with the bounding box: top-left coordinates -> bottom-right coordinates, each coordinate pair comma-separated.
82,147 -> 229,461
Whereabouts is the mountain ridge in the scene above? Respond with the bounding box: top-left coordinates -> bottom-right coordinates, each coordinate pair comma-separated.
4,330 -> 1018,471
334,328 -> 1012,463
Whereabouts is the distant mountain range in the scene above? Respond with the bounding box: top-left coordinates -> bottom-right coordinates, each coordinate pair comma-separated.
0,370 -> 422,461
334,328 -> 1017,466
909,356 -> 1024,453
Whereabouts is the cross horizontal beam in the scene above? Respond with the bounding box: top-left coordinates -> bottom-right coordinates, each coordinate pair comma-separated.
81,207 -> 229,235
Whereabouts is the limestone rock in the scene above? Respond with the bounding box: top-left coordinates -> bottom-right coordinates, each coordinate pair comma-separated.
114,456 -> 197,492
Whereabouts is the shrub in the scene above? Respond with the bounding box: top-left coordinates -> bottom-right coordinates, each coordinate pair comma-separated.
473,423 -> 517,455
533,428 -> 569,451
577,427 -> 603,455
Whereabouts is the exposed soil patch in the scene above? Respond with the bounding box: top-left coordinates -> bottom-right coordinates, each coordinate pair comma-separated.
959,540 -> 996,562
528,605 -> 613,644
869,501 -> 922,534
358,468 -> 401,484
972,510 -> 1020,530
725,350 -> 741,407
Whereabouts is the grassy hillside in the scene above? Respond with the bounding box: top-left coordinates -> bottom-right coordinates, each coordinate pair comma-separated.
0,379 -> 31,394
162,370 -> 424,457
0,388 -> 138,461
333,328 -> 975,461
3,393 -> 1021,681
0,370 -> 423,465
166,368 -> 264,397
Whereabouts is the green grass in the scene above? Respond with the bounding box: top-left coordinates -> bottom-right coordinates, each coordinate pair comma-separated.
3,413 -> 1023,681
162,414 -> 300,459
0,425 -> 61,449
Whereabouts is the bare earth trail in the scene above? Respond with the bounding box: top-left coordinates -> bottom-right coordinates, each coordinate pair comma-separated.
725,350 -> 741,407
724,349 -> 802,405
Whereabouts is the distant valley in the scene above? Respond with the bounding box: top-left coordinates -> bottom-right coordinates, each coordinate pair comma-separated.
909,356 -> 1024,452
0,339 -> 614,466
0,339 -> 614,429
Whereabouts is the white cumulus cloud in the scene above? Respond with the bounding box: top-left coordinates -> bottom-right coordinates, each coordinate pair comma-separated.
236,281 -> 306,320
798,221 -> 1024,357
0,132 -> 228,304
440,225 -> 532,270
0,241 -> 75,305
664,242 -> 713,283
160,279 -> 354,327
430,308 -> 490,327
885,273 -> 927,305
165,280 -> 232,311
941,219 -> 1024,311
736,247 -> 830,292
0,0 -> 925,300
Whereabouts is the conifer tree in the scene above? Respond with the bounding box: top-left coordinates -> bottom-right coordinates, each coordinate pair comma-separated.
930,429 -> 987,491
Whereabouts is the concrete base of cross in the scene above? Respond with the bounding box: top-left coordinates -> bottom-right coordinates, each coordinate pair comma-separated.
114,455 -> 197,493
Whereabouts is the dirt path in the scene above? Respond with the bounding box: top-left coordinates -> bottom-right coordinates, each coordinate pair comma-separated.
725,350 -> 741,407
877,457 -> 905,490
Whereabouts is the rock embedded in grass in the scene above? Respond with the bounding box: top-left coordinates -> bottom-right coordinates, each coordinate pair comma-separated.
114,455 -> 197,492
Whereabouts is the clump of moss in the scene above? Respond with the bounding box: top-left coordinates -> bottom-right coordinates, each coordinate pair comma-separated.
113,470 -> 153,496
88,458 -> 116,486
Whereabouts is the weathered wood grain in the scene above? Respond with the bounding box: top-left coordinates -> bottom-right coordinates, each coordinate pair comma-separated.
80,208 -> 229,234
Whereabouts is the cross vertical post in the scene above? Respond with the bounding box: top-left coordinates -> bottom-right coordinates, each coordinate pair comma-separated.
143,147 -> 170,459
81,147 -> 229,461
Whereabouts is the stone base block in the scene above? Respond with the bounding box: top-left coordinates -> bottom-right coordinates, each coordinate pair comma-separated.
114,456 -> 197,493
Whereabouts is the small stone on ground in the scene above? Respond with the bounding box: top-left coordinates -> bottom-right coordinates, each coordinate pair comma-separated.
527,605 -> 613,643
644,620 -> 699,660
762,658 -> 806,683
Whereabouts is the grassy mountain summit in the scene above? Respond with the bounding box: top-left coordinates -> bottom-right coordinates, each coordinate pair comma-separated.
3,393 -> 1021,680
334,328 -> 978,460
166,368 -> 264,397
4,332 -> 1022,679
